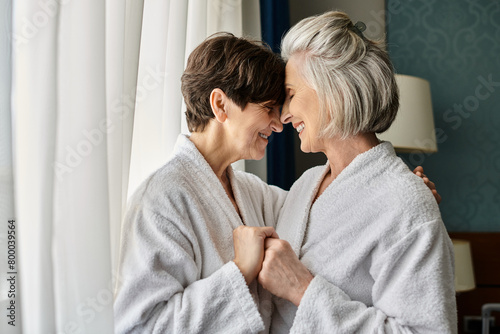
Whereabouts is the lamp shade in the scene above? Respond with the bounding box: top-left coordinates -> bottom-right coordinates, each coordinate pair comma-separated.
378,74 -> 437,153
452,239 -> 476,293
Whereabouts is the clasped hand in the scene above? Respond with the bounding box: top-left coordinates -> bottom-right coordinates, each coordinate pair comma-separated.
232,226 -> 313,306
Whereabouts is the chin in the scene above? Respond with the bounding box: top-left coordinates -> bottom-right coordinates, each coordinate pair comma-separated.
244,149 -> 266,161
300,137 -> 322,154
251,142 -> 268,160
300,142 -> 312,153
253,151 -> 266,160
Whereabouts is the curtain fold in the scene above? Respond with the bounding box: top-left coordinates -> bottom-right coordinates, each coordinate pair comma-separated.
0,1 -> 21,333
12,0 -> 59,331
260,0 -> 296,190
52,0 -> 113,332
105,0 -> 144,275
127,0 -> 187,198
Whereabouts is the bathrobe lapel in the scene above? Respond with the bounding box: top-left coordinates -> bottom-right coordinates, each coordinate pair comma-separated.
175,135 -> 245,229
276,163 -> 331,256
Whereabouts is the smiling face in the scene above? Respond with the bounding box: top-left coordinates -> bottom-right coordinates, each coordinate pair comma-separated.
281,56 -> 324,153
227,100 -> 283,160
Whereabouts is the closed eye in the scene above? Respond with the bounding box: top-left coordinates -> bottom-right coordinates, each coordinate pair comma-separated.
258,103 -> 275,113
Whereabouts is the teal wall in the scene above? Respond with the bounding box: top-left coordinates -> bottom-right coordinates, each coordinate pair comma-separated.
387,0 -> 500,231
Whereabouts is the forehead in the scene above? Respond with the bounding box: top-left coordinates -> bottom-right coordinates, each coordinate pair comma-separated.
284,56 -> 303,85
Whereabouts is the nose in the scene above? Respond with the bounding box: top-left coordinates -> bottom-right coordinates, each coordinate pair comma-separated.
271,108 -> 283,133
280,103 -> 292,124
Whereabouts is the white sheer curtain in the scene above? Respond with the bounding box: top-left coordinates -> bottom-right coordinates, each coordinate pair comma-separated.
12,0 -> 136,332
7,0 -> 261,333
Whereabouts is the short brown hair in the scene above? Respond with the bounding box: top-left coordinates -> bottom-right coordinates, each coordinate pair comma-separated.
181,33 -> 286,132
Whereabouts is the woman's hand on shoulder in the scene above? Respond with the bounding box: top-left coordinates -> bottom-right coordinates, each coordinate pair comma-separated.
413,166 -> 442,204
233,226 -> 278,285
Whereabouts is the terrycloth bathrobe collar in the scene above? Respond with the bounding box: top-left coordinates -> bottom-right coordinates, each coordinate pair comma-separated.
276,141 -> 395,255
173,134 -> 252,227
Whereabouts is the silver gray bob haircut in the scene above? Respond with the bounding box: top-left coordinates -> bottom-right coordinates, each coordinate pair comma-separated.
281,11 -> 399,138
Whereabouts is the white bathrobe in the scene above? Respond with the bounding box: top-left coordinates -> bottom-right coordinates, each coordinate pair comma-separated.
271,142 -> 457,334
114,134 -> 286,334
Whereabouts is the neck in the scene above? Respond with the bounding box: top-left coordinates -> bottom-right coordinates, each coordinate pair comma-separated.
189,122 -> 240,180
322,132 -> 380,180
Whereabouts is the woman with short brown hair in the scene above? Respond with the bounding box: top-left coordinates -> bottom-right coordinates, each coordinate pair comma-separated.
114,33 -> 287,334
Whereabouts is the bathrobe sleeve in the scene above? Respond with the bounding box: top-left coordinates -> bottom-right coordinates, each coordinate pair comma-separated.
289,220 -> 456,334
114,197 -> 264,334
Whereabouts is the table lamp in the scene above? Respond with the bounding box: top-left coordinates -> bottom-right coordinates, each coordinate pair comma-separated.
452,239 -> 476,293
378,74 -> 437,153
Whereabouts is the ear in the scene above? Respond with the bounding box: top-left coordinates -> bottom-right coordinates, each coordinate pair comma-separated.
210,88 -> 228,123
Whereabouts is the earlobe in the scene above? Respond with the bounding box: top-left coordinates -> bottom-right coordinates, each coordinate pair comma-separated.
210,88 -> 228,123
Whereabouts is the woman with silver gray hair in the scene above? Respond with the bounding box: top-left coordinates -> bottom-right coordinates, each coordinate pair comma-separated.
250,11 -> 456,333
